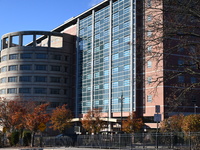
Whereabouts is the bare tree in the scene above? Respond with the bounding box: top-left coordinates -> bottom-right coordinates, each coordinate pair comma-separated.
137,0 -> 200,116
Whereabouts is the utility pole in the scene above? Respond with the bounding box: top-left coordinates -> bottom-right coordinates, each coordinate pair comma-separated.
119,92 -> 124,132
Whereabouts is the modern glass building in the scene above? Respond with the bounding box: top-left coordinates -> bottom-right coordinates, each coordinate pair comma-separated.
76,0 -> 137,118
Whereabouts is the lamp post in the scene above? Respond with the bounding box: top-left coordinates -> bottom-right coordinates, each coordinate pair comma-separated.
194,104 -> 198,114
119,92 -> 124,132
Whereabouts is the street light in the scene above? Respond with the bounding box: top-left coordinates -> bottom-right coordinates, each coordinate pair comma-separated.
119,92 -> 124,132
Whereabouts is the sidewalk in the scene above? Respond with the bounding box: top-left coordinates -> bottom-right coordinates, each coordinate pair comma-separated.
0,147 -> 119,150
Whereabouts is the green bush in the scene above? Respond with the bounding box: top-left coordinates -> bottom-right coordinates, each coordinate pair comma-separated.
23,131 -> 31,146
10,131 -> 19,146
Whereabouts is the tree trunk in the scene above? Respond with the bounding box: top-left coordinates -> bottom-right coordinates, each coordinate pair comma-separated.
31,131 -> 35,147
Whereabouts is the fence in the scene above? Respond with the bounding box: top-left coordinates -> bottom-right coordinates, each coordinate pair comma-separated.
33,132 -> 200,149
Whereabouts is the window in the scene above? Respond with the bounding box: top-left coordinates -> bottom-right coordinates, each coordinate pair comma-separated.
124,50 -> 130,57
112,53 -> 119,60
9,54 -> 18,60
147,45 -> 152,52
0,77 -> 6,83
36,53 -> 47,59
34,76 -> 47,82
51,65 -> 61,71
50,77 -> 60,83
147,95 -> 152,102
124,36 -> 130,42
178,59 -> 184,67
34,88 -> 47,94
147,61 -> 152,68
7,88 -> 17,94
8,76 -> 17,82
1,55 -> 7,61
1,66 -> 7,72
112,82 -> 118,88
147,0 -> 152,7
191,77 -> 196,83
52,54 -> 61,60
20,65 -> 32,70
19,76 -> 31,82
104,70 -> 109,76
147,76 -> 152,84
147,31 -> 152,37
124,80 -> 130,86
35,65 -> 47,71
112,67 -> 118,74
8,65 -> 18,71
20,53 -> 32,59
19,88 -> 31,94
124,65 -> 130,71
50,88 -> 60,94
147,15 -> 152,21
178,76 -> 184,83
0,89 -> 6,94
104,83 -> 109,89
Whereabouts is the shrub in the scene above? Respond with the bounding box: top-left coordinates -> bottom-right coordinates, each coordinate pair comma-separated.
23,131 -> 31,146
10,131 -> 19,146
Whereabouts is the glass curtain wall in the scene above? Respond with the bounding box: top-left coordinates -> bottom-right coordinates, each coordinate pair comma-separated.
78,0 -> 135,115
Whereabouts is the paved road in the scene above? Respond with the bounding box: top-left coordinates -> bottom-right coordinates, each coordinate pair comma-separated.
0,147 -> 119,150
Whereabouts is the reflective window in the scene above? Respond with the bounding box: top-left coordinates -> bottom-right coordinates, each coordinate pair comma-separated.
147,95 -> 152,102
8,76 -> 17,82
178,76 -> 184,83
147,76 -> 152,84
9,54 -> 18,60
34,88 -> 47,94
1,66 -> 7,72
36,53 -> 48,59
1,55 -> 7,61
20,65 -> 32,70
147,61 -> 152,68
34,76 -> 47,82
8,65 -> 18,71
0,89 -> 6,94
0,77 -> 6,83
7,88 -> 17,94
19,88 -> 31,94
20,53 -> 32,59
19,76 -> 32,82
35,65 -> 47,71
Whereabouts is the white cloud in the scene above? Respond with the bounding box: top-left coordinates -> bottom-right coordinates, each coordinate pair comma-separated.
89,0 -> 104,7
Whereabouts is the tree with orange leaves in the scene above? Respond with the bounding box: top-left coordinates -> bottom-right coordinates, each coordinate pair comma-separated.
50,104 -> 73,134
181,114 -> 200,133
160,114 -> 184,133
23,103 -> 50,147
81,108 -> 105,134
122,112 -> 143,133
0,98 -> 31,132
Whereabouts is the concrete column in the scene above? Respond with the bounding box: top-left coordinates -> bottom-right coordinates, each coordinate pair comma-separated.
19,34 -> 23,47
108,0 -> 113,119
75,18 -> 80,118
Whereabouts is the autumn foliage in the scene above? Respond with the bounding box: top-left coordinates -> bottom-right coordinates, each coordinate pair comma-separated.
160,114 -> 200,133
181,114 -> 200,133
160,114 -> 184,133
81,108 -> 105,134
122,112 -> 143,133
50,104 -> 73,133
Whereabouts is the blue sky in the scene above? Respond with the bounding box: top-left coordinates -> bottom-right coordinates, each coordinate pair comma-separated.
0,0 -> 104,38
